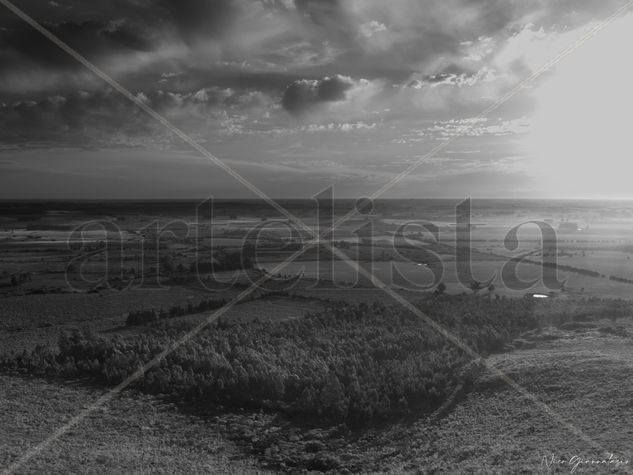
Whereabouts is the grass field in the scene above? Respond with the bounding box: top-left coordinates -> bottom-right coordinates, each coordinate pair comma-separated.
0,287 -> 220,331
3,201 -> 633,472
0,375 -> 265,474
3,309 -> 633,473
383,322 -> 633,473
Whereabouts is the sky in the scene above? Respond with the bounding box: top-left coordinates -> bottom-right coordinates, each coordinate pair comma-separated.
0,0 -> 632,199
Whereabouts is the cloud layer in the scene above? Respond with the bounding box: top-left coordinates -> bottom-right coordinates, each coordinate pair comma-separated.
0,0 -> 629,197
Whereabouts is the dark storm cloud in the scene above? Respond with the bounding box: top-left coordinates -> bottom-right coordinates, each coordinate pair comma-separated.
281,75 -> 355,114
101,23 -> 155,52
0,0 -> 239,80
0,0 -> 619,90
293,0 -> 349,39
0,0 -> 293,98
0,0 -> 629,142
294,0 -> 341,23
0,20 -> 155,69
153,0 -> 238,40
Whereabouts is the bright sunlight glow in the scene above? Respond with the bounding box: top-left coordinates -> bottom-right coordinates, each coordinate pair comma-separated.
525,14 -> 633,198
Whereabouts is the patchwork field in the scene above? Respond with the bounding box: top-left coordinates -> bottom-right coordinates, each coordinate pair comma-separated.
3,200 -> 633,473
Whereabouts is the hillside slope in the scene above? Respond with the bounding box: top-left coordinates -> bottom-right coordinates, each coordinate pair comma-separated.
381,324 -> 633,473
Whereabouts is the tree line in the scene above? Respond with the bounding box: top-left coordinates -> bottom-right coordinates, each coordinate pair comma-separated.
2,296 -> 540,424
125,297 -> 228,326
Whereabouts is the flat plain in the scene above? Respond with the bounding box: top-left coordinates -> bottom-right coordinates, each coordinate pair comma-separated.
2,199 -> 633,473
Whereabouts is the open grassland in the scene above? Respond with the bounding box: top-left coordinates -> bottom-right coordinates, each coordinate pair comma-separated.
0,288 -> 219,332
0,374 -> 264,474
0,294 -> 322,355
148,296 -> 325,327
2,300 -> 633,473
4,202 -> 633,472
382,323 -> 633,473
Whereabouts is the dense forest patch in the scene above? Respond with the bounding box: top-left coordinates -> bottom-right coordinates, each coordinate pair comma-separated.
2,296 -> 542,423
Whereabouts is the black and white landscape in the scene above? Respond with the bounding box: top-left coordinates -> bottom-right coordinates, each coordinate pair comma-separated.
1,1 -> 633,474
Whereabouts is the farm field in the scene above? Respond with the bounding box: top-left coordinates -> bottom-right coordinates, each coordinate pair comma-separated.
0,287 -> 225,332
3,200 -> 633,473
5,0 -> 633,469
258,258 -> 633,298
0,294 -> 318,355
